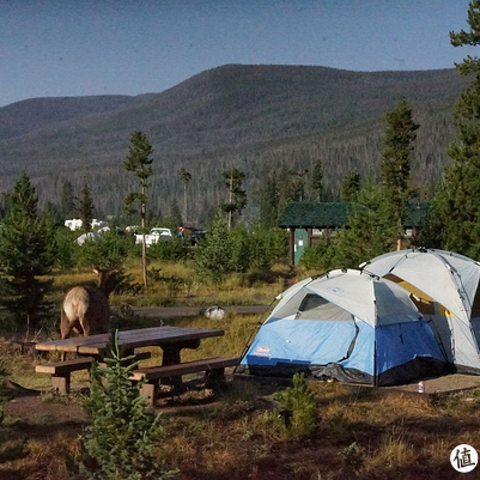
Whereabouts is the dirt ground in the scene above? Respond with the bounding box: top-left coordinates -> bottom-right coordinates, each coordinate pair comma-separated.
4,371 -> 480,436
3,371 -> 480,480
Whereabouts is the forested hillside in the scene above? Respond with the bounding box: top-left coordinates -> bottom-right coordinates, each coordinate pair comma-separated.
0,64 -> 467,225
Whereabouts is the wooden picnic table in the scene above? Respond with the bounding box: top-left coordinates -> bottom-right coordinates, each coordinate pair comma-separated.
35,326 -> 225,366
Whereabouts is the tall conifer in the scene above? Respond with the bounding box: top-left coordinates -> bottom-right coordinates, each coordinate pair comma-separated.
429,0 -> 480,257
79,181 -> 95,233
221,168 -> 247,229
380,98 -> 419,223
0,173 -> 56,336
124,131 -> 153,288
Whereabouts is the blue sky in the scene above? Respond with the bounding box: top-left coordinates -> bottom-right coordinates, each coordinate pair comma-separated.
0,0 -> 476,107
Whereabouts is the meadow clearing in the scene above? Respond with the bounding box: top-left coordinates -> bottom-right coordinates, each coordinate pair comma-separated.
0,263 -> 479,479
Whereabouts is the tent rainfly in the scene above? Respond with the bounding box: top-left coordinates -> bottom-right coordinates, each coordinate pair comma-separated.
361,248 -> 480,374
239,269 -> 447,386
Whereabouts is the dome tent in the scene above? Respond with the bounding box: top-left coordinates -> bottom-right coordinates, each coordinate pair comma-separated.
361,248 -> 480,374
240,269 -> 447,386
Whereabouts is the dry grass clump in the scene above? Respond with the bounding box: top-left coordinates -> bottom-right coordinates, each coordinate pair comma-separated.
0,433 -> 78,480
365,424 -> 417,471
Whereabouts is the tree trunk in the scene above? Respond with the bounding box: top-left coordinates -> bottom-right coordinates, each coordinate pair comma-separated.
141,190 -> 148,289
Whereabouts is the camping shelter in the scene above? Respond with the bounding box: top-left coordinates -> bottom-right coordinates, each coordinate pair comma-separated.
361,249 -> 480,374
278,201 -> 429,266
240,269 -> 447,386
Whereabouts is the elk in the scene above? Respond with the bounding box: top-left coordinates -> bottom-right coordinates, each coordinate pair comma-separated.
60,268 -> 120,346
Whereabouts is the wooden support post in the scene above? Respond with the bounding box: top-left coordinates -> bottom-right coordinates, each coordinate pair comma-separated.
52,374 -> 70,395
139,382 -> 158,406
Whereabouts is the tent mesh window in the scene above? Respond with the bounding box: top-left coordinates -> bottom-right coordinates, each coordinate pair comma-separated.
295,294 -> 353,321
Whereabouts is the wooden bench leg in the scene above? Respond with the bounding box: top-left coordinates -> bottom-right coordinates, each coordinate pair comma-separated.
140,382 -> 158,406
52,374 -> 70,394
205,367 -> 226,390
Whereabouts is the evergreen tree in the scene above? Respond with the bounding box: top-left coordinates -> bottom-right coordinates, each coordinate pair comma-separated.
259,171 -> 279,228
310,160 -> 323,201
60,179 -> 77,220
278,167 -> 307,210
302,180 -> 400,270
273,373 -> 317,439
0,173 -> 56,337
169,199 -> 182,226
221,168 -> 247,229
80,331 -> 175,480
178,167 -> 191,225
43,201 -> 63,228
380,98 -> 419,223
340,170 -> 361,201
428,1 -> 480,257
124,131 -> 153,288
79,180 -> 95,233
333,183 -> 400,268
193,215 -> 234,281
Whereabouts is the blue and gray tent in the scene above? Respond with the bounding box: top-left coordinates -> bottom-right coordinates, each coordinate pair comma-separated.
240,269 -> 447,386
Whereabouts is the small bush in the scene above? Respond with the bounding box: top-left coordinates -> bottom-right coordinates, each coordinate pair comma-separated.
340,441 -> 365,477
75,229 -> 131,270
148,236 -> 186,262
272,372 -> 317,439
79,330 -> 176,480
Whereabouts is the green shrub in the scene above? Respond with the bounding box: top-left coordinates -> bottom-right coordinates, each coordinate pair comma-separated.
194,216 -> 234,281
148,235 -> 185,262
75,229 -> 131,269
54,226 -> 78,271
249,224 -> 288,270
273,372 -> 317,439
230,226 -> 251,272
300,237 -> 336,271
79,331 -> 176,480
340,441 -> 365,477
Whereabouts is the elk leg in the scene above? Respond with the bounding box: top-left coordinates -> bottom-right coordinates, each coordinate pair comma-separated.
80,316 -> 91,336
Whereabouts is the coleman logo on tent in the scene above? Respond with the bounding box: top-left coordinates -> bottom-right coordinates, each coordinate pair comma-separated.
254,346 -> 271,357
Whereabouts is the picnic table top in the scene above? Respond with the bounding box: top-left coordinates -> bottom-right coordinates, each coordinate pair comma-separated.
35,326 -> 224,355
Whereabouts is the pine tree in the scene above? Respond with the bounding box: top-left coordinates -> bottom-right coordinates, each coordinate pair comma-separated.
310,160 -> 323,201
80,331 -> 176,480
259,172 -> 279,228
314,180 -> 400,269
429,1 -> 480,257
0,173 -> 56,337
193,215 -> 234,281
278,167 -> 307,210
79,180 -> 95,233
340,170 -> 361,201
380,98 -> 419,223
273,373 -> 317,439
60,179 -> 77,220
221,168 -> 247,229
124,131 -> 153,288
178,167 -> 191,225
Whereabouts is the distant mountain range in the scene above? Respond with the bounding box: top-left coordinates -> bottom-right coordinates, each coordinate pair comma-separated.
0,64 -> 467,225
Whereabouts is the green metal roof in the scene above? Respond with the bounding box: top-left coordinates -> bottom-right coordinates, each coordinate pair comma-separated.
278,202 -> 351,228
278,201 -> 429,228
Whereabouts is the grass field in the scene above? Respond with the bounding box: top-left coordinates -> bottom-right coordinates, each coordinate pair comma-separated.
1,265 -> 479,479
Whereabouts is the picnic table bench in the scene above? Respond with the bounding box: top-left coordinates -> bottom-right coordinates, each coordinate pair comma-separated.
35,350 -> 151,394
131,356 -> 241,405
